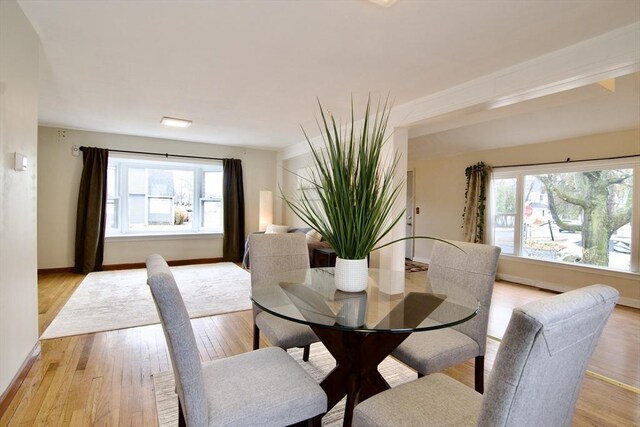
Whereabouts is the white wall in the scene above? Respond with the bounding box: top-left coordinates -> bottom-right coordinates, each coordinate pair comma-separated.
0,0 -> 40,395
409,129 -> 640,306
281,153 -> 313,228
37,127 -> 277,268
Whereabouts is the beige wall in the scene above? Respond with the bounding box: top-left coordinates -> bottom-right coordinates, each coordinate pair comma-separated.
281,153 -> 314,228
409,128 -> 640,306
0,0 -> 40,394
37,127 -> 278,268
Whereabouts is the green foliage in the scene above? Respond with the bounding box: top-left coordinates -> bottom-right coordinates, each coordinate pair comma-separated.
462,162 -> 489,242
493,180 -> 516,214
281,96 -> 405,260
539,169 -> 632,266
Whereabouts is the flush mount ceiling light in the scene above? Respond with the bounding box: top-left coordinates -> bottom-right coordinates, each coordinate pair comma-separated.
160,116 -> 192,128
367,0 -> 399,7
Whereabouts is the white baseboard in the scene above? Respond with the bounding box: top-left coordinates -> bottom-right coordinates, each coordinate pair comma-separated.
411,257 -> 430,264
496,273 -> 639,309
618,297 -> 640,309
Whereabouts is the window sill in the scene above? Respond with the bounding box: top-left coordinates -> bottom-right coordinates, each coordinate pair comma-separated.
499,253 -> 639,280
105,232 -> 222,243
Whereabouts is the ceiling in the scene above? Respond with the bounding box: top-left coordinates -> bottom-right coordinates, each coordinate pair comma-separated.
17,0 -> 640,154
409,72 -> 640,159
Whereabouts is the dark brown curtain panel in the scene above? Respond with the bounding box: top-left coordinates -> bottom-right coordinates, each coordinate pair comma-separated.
75,147 -> 109,273
222,158 -> 245,262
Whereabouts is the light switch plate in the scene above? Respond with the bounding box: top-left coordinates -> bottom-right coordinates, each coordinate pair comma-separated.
14,153 -> 27,171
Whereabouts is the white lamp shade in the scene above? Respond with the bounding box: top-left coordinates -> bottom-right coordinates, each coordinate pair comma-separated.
258,191 -> 273,232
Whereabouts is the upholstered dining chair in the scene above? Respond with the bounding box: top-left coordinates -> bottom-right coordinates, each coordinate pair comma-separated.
354,284 -> 619,427
249,233 -> 320,361
145,254 -> 327,426
392,240 -> 500,393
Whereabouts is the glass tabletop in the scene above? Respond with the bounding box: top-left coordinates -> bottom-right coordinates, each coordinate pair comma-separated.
251,267 -> 479,333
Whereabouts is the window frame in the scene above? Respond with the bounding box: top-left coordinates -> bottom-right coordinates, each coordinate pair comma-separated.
488,157 -> 639,273
106,155 -> 223,237
200,170 -> 224,230
106,164 -> 120,230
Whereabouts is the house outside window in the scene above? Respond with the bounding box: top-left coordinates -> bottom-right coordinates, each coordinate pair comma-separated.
490,158 -> 638,273
106,156 -> 223,236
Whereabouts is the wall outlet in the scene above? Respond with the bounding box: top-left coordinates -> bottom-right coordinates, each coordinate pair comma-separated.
72,145 -> 80,157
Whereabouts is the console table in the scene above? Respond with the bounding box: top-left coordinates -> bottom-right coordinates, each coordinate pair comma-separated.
313,247 -> 337,267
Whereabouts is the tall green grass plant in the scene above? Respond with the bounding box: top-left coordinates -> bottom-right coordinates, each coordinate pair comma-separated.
282,96 -> 407,260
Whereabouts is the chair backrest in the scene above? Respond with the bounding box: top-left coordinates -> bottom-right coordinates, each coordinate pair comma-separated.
479,284 -> 619,427
146,255 -> 208,427
427,240 -> 501,354
249,232 -> 310,290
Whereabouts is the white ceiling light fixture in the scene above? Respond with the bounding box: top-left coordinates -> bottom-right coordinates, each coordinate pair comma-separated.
367,0 -> 399,8
160,116 -> 192,128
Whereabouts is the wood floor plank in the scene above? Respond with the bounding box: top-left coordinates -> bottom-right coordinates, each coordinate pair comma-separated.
490,281 -> 640,388
37,273 -> 85,334
1,271 -> 637,426
35,338 -> 84,426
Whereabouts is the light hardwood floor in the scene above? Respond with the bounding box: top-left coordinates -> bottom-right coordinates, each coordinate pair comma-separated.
0,271 -> 638,426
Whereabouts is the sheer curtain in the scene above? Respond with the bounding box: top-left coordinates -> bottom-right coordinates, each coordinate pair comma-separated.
222,159 -> 245,262
462,162 -> 490,243
75,147 -> 109,273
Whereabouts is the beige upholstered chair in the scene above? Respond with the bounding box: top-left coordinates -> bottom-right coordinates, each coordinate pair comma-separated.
392,240 -> 500,393
146,254 -> 326,426
354,284 -> 619,427
249,233 -> 320,361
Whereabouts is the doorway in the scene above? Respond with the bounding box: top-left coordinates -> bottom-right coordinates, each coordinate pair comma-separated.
405,170 -> 415,260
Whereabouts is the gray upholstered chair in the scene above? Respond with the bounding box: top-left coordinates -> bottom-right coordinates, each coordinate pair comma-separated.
249,233 -> 320,361
353,284 -> 619,427
145,254 -> 327,427
392,240 -> 501,393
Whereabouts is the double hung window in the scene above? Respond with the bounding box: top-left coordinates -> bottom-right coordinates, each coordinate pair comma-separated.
106,156 -> 223,236
490,159 -> 638,272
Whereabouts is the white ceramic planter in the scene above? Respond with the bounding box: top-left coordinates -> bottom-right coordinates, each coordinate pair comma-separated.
334,257 -> 369,292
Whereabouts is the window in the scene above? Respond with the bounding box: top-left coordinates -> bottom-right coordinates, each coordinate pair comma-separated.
490,159 -> 638,272
107,156 -> 223,236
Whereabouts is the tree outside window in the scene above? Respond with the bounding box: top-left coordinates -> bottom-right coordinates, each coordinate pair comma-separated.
491,160 -> 636,272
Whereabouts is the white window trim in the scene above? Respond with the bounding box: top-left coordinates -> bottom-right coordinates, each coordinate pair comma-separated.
107,156 -> 223,237
489,157 -> 639,273
105,232 -> 222,242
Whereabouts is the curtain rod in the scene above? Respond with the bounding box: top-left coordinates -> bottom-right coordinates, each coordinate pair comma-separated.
79,146 -> 231,162
492,154 -> 639,169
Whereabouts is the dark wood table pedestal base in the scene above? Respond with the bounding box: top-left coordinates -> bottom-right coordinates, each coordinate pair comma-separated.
311,326 -> 412,427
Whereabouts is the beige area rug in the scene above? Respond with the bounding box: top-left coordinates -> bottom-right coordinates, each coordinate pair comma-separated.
40,263 -> 251,339
153,343 -> 417,427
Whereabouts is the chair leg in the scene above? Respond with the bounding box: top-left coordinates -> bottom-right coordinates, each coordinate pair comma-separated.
475,355 -> 485,394
303,344 -> 310,362
253,324 -> 260,350
289,414 -> 323,427
178,399 -> 186,427
309,414 -> 323,427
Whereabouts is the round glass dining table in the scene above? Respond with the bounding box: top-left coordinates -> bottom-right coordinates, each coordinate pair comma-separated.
251,267 -> 479,427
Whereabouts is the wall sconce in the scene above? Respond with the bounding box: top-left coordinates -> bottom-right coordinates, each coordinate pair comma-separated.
258,190 -> 273,232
